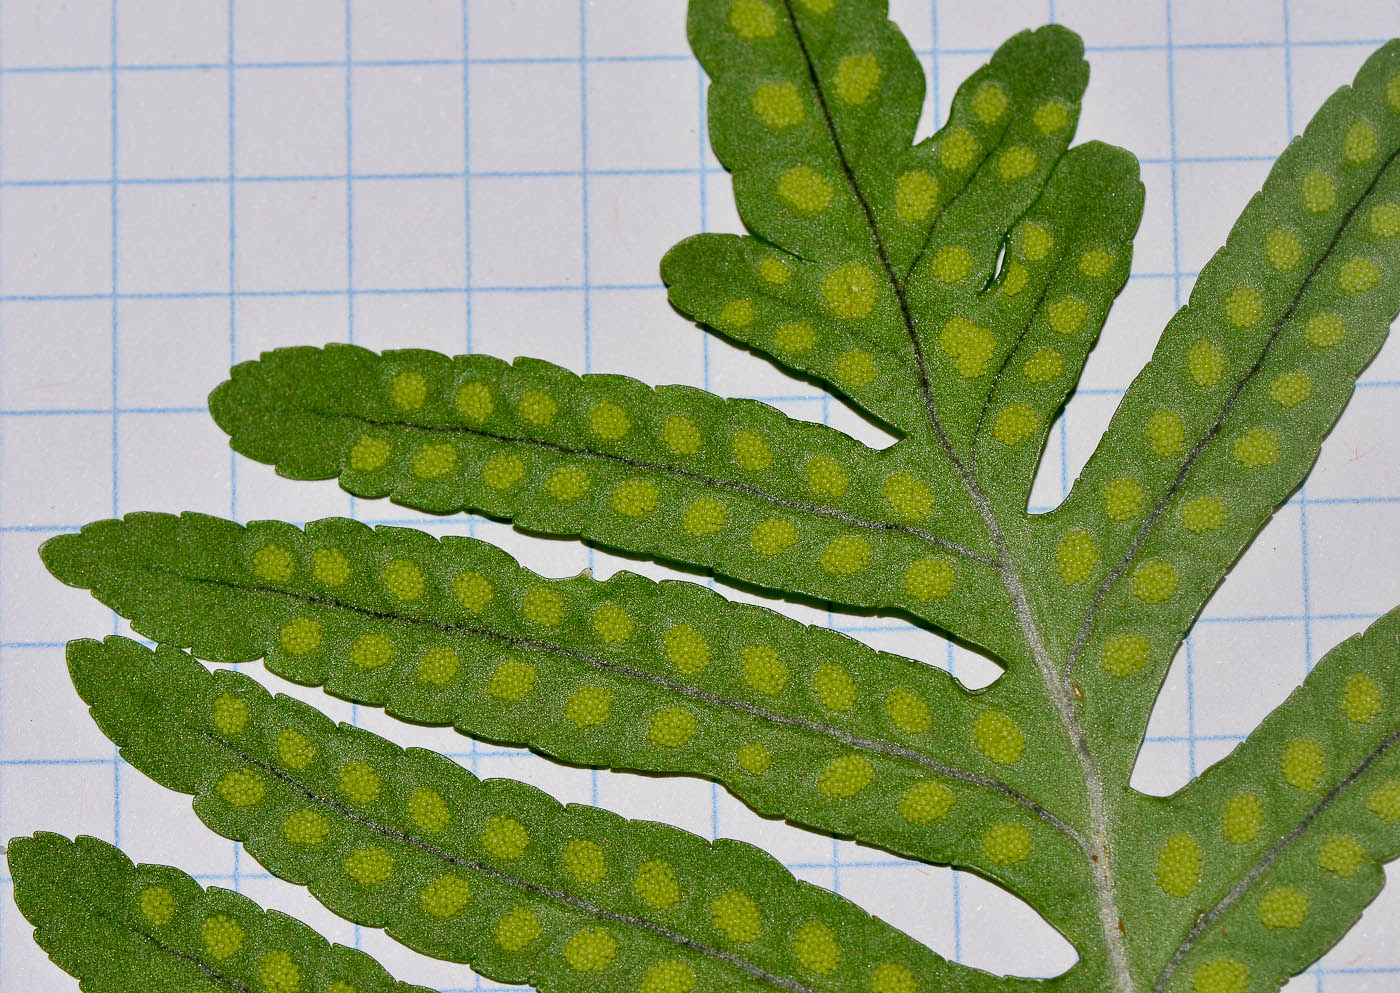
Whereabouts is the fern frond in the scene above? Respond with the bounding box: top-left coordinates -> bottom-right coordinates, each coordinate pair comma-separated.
209,345 -> 1027,658
8,832 -> 430,993
664,17 -> 1092,438
66,636 -> 1071,993
27,4 -> 1400,993
1132,607 -> 1400,993
42,512 -> 1095,927
1039,38 -> 1400,778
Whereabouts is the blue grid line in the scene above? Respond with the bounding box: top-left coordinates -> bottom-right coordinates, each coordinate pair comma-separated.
0,34 -> 1391,76
107,0 -> 122,858
0,152 -> 1299,188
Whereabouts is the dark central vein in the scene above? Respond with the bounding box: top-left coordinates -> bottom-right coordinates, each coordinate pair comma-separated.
970,254 -> 1065,451
1152,724 -> 1400,993
777,7 -> 1132,986
310,407 -> 995,567
778,0 -> 961,465
201,730 -> 824,993
80,903 -> 249,993
1062,139 -> 1400,680
141,565 -> 1083,844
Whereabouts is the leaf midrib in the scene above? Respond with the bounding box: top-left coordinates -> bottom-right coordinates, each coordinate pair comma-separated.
202,728 -> 827,993
293,405 -> 995,567
115,561 -> 1084,845
775,6 -> 1132,987
52,897 -> 250,993
1151,723 -> 1400,993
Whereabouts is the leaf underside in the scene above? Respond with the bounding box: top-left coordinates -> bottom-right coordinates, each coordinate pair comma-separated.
26,2 -> 1400,993
66,636 -> 1046,993
8,831 -> 429,993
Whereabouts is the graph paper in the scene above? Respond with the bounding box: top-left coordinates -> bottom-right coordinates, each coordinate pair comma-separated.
1,0 -> 1398,989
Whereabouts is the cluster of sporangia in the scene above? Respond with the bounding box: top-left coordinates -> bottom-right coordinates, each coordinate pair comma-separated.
10,2 -> 1400,993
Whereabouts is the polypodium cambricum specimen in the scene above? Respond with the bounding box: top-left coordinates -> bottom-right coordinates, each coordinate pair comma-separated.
19,3 -> 1400,993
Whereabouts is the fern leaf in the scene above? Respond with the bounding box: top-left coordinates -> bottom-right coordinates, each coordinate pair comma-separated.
42,512 -> 1096,927
65,636 -> 1068,993
209,344 -> 1028,658
664,15 -> 1094,438
1129,607 -> 1400,993
8,831 -> 429,993
1039,39 -> 1400,777
31,6 -> 1400,993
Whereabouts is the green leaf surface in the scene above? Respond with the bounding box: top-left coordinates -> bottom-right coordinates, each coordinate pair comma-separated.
208,343 -> 1033,663
65,635 -> 1064,993
668,11 -> 1095,438
1125,607 -> 1400,993
8,831 -> 430,993
1034,38 -> 1400,779
42,511 -> 1097,943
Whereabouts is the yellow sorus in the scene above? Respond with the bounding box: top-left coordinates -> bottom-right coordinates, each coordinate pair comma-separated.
752,81 -> 804,129
823,263 -> 878,320
481,816 -> 530,860
1221,792 -> 1263,843
1144,410 -> 1185,456
1154,833 -> 1202,897
389,370 -> 427,410
884,687 -> 931,734
1100,633 -> 1149,677
419,876 -> 471,918
1341,672 -> 1382,723
982,822 -> 1032,864
1232,427 -> 1280,468
973,710 -> 1025,764
1131,560 -> 1179,604
1281,737 -> 1325,790
1102,476 -> 1145,521
344,847 -> 393,885
610,479 -> 660,517
663,623 -> 710,674
833,53 -> 882,105
792,920 -> 841,974
1301,170 -> 1336,213
252,543 -> 294,582
992,403 -> 1037,446
211,694 -> 249,736
728,0 -> 778,39
777,165 -> 834,213
589,400 -> 631,440
683,496 -> 726,536
494,907 -> 542,951
1192,958 -> 1251,993
634,860 -> 681,909
741,645 -> 788,695
898,781 -> 954,824
1186,339 -> 1225,388
904,557 -> 955,601
970,81 -> 1009,122
819,535 -> 870,575
710,889 -> 763,942
1257,886 -> 1309,929
1055,529 -> 1098,585
895,170 -> 939,223
939,127 -> 979,170
816,754 -> 874,799
812,664 -> 857,711
648,706 -> 698,747
1179,494 -> 1227,533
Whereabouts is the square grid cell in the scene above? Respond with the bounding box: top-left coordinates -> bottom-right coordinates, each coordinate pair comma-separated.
1,3 -> 1399,992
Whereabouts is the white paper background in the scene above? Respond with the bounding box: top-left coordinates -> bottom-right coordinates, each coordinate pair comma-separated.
2,0 -> 1399,989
